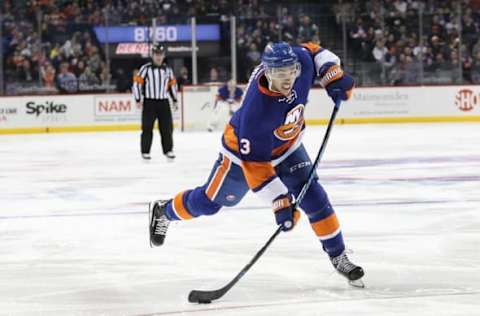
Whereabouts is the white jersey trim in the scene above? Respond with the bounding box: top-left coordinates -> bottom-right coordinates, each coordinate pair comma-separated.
314,49 -> 341,76
220,130 -> 304,168
255,177 -> 289,203
271,131 -> 304,166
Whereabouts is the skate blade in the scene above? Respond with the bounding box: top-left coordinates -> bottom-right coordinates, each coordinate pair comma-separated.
349,279 -> 365,288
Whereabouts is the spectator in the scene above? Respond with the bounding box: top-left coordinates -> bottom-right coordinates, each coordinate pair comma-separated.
176,66 -> 190,91
282,15 -> 297,42
114,69 -> 131,93
462,53 -> 473,82
432,53 -> 446,70
390,53 -> 407,84
208,67 -> 219,83
404,56 -> 421,84
99,62 -> 111,86
372,40 -> 388,63
41,63 -> 56,88
74,60 -> 86,78
246,43 -> 261,70
384,46 -> 397,68
393,0 -> 407,15
447,51 -> 462,83
350,18 -> 368,42
87,47 -> 102,74
462,15 -> 478,49
472,37 -> 480,57
78,66 -> 100,90
49,43 -> 61,60
359,27 -> 376,61
17,58 -> 36,83
422,46 -> 435,71
61,40 -> 74,59
471,51 -> 480,83
384,46 -> 397,82
298,15 -> 319,43
56,62 -> 77,93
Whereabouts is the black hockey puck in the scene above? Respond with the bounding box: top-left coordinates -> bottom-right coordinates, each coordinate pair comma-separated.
198,300 -> 212,304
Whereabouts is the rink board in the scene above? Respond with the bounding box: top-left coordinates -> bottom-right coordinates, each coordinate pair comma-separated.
0,94 -> 182,134
305,85 -> 480,124
1,86 -> 479,134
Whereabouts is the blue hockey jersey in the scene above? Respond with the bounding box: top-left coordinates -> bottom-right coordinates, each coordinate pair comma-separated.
217,84 -> 243,102
221,43 -> 340,202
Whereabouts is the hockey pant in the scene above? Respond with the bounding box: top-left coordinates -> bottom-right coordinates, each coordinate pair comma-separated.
141,99 -> 173,154
164,144 -> 345,257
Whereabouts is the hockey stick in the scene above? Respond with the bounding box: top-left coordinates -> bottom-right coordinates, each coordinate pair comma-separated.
188,98 -> 342,304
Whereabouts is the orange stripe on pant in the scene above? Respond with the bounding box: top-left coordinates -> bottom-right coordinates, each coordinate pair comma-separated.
206,155 -> 231,200
311,213 -> 340,240
172,191 -> 194,220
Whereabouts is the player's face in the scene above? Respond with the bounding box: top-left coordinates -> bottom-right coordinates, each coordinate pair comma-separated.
152,52 -> 165,65
267,63 -> 300,95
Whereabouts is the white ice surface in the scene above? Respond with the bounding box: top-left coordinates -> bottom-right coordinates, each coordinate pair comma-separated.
0,123 -> 479,316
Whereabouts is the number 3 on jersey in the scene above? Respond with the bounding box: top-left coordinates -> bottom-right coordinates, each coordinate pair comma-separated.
240,138 -> 251,155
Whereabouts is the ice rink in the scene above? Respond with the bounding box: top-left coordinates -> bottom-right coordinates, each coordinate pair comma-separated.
1,123 -> 479,316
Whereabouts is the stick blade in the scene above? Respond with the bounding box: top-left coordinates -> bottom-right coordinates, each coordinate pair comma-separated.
188,289 -> 225,303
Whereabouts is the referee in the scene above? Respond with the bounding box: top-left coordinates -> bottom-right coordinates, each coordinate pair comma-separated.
133,43 -> 178,161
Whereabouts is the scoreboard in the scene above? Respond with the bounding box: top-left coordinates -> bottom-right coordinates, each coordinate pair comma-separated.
93,25 -> 220,43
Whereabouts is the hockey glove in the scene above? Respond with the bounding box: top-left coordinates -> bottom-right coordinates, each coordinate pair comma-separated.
273,193 -> 301,232
319,62 -> 354,103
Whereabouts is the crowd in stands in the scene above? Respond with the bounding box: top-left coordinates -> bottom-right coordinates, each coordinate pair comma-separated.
333,0 -> 480,85
236,6 -> 320,82
2,0 -> 234,93
2,0 -> 115,94
2,0 -> 479,95
2,0 -> 321,93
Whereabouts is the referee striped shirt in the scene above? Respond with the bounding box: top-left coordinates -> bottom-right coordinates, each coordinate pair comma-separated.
133,62 -> 178,102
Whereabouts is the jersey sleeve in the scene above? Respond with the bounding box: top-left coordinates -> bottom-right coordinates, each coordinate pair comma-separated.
132,64 -> 149,102
234,87 -> 243,101
217,85 -> 228,101
300,42 -> 343,87
168,67 -> 178,102
237,102 -> 288,203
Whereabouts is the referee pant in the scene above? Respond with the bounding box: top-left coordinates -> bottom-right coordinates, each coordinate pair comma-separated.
141,99 -> 173,154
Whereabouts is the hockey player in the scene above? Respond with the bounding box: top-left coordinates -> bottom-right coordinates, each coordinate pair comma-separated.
149,42 -> 364,284
207,80 -> 244,132
218,79 -> 244,114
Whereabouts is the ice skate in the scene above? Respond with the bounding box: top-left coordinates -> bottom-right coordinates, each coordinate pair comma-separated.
330,251 -> 365,288
165,151 -> 176,162
149,200 -> 171,247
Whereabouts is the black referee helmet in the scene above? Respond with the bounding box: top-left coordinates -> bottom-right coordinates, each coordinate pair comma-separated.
152,43 -> 166,55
